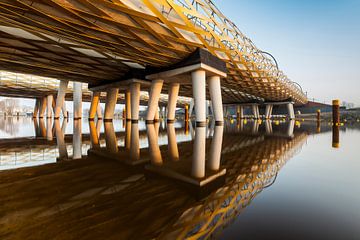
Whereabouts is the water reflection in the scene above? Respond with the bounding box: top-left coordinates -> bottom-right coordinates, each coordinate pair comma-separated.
0,117 -> 357,239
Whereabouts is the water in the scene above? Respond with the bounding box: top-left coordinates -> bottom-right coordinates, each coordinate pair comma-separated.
0,117 -> 359,240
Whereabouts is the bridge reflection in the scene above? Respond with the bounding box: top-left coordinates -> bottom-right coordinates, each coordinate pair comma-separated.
0,118 -> 310,239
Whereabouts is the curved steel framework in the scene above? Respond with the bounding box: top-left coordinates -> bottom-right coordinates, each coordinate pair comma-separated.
0,0 -> 307,104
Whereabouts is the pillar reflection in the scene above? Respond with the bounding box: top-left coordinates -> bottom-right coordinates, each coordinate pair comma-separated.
147,124 -> 163,165
208,125 -> 224,171
104,121 -> 118,153
46,117 -> 53,141
130,123 -> 140,161
287,120 -> 295,138
89,120 -> 100,149
73,120 -> 82,159
191,127 -> 206,178
125,120 -> 131,152
54,119 -> 68,160
167,123 -> 179,161
332,125 -> 340,148
265,120 -> 273,135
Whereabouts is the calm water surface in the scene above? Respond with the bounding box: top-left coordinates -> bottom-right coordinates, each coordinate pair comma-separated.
0,117 -> 359,240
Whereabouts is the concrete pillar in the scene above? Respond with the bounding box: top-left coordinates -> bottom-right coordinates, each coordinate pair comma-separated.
54,80 -> 68,119
146,79 -> 163,123
167,83 -> 180,123
104,121 -> 118,153
236,106 -> 244,119
46,95 -> 53,118
167,123 -> 179,161
125,89 -> 131,121
73,82 -> 82,120
208,125 -> 224,171
73,119 -> 82,159
265,104 -> 273,119
189,98 -> 194,117
154,107 -> 160,122
33,98 -> 40,118
332,125 -> 340,148
317,109 -> 321,121
208,75 -> 224,125
287,103 -> 295,120
191,70 -> 206,126
252,105 -> 259,119
185,104 -> 189,121
61,118 -> 67,135
147,124 -> 163,165
104,88 -> 118,121
54,119 -> 68,160
62,102 -> 67,118
89,92 -> 100,120
97,104 -> 102,119
130,83 -> 140,122
192,126 -> 206,178
332,99 -> 340,125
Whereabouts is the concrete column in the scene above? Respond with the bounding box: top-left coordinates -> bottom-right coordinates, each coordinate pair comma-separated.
73,119 -> 82,159
208,125 -> 224,171
54,80 -> 68,119
33,98 -> 40,118
147,124 -> 163,165
265,104 -> 273,119
73,82 -> 82,120
62,102 -> 68,118
89,92 -> 100,120
287,103 -> 295,120
154,107 -> 160,122
46,95 -> 53,118
61,118 -> 67,135
54,119 -> 68,160
332,99 -> 340,125
125,120 -> 131,151
185,104 -> 189,121
191,70 -> 206,126
208,75 -> 224,125
97,104 -> 102,119
236,106 -> 244,119
167,123 -> 179,161
146,79 -> 163,123
125,89 -> 131,120
104,88 -> 118,121
192,126 -> 206,178
252,105 -> 259,119
189,98 -> 194,117
167,83 -> 180,123
104,121 -> 118,153
130,83 -> 140,122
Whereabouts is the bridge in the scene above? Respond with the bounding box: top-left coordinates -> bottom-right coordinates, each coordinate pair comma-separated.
0,0 -> 307,124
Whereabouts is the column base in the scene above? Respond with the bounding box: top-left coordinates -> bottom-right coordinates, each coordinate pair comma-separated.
54,117 -> 60,120
196,121 -> 207,127
126,118 -> 131,122
167,119 -> 175,123
88,118 -> 95,121
215,121 -> 224,126
146,120 -> 154,124
131,119 -> 139,123
74,117 -> 82,120
104,119 -> 113,122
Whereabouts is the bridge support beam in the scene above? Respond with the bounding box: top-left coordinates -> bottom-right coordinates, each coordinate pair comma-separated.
125,89 -> 131,121
236,105 -> 244,120
252,104 -> 260,119
104,88 -> 118,121
208,76 -> 223,125
54,80 -> 68,119
146,79 -> 163,124
130,82 -> 140,123
89,91 -> 100,120
46,95 -> 53,118
287,103 -> 295,120
33,98 -> 40,118
39,97 -> 47,118
167,83 -> 180,123
73,82 -> 82,120
265,104 -> 273,119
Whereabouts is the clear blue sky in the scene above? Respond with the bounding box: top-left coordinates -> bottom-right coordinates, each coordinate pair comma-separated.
217,0 -> 360,106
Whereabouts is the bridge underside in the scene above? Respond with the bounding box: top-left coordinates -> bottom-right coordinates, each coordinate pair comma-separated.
0,0 -> 307,105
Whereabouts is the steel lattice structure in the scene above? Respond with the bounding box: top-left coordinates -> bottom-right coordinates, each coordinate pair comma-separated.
0,0 -> 307,104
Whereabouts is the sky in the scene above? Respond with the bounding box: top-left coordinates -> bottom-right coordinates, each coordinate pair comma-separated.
216,0 -> 360,106
2,0 -> 360,108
